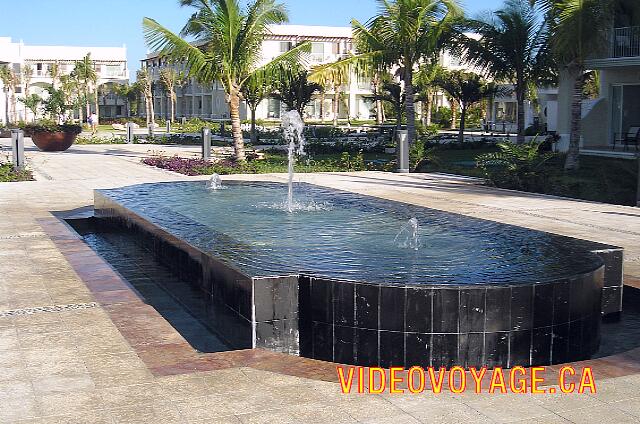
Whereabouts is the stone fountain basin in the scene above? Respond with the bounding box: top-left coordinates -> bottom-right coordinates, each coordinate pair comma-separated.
93,181 -> 623,368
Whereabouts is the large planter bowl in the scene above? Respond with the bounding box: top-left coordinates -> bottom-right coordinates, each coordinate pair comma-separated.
31,131 -> 78,152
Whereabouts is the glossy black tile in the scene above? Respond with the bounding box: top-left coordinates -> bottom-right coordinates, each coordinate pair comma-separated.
311,278 -> 333,324
379,331 -> 405,368
380,287 -> 406,332
486,287 -> 511,332
355,328 -> 379,367
405,333 -> 431,368
334,325 -> 355,365
484,332 -> 509,369
405,288 -> 432,333
432,334 -> 459,368
312,322 -> 333,362
433,289 -> 459,334
356,284 -> 379,330
333,280 -> 355,327
460,288 -> 486,333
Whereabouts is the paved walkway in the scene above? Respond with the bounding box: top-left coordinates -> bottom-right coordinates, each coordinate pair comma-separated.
1,140 -> 640,423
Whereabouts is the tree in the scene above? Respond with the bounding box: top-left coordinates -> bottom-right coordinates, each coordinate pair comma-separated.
143,0 -> 310,162
72,53 -> 98,122
241,72 -> 272,144
60,74 -> 83,122
48,61 -> 61,89
137,68 -> 155,127
532,0 -> 620,170
159,68 -> 183,122
312,0 -> 462,145
370,80 -> 404,132
0,65 -> 18,124
434,70 -> 496,142
272,70 -> 322,118
22,65 -> 33,96
414,62 -> 444,127
19,94 -> 42,122
459,0 -> 550,143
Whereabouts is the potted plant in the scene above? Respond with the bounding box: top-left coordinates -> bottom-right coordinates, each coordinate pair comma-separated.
21,86 -> 82,152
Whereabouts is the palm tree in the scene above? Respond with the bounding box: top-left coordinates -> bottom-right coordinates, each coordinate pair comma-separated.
0,65 -> 18,124
143,0 -> 310,162
272,70 -> 323,118
312,60 -> 350,126
159,68 -> 183,122
370,80 -> 404,132
459,0 -> 549,143
72,54 -> 98,122
434,70 -> 497,142
60,74 -> 83,122
241,71 -> 272,144
48,61 -> 61,89
414,62 -> 444,127
532,0 -> 618,170
137,68 -> 155,127
22,65 -> 33,96
312,0 -> 462,145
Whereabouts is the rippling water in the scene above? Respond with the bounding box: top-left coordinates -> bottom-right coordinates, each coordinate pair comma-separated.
98,181 -> 602,286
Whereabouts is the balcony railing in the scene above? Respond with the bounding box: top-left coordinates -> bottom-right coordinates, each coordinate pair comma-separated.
610,26 -> 640,58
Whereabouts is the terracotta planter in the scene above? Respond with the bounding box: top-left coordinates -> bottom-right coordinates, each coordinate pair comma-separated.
31,131 -> 78,152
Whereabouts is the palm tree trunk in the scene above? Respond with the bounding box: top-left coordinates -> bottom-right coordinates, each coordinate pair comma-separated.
564,74 -> 584,170
425,94 -> 432,126
250,106 -> 258,144
95,89 -> 100,121
332,88 -> 340,127
229,88 -> 246,162
373,75 -> 383,125
450,99 -> 457,130
10,90 -> 17,123
516,85 -> 526,143
149,92 -> 155,125
459,104 -> 466,144
3,92 -> 9,124
171,93 -> 176,122
319,92 -> 325,122
404,67 -> 416,144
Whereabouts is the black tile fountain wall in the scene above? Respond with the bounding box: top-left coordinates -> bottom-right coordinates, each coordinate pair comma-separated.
298,269 -> 604,368
94,183 -> 623,368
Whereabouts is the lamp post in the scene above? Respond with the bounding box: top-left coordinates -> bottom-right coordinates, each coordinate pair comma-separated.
202,127 -> 211,161
10,129 -> 24,171
396,129 -> 410,173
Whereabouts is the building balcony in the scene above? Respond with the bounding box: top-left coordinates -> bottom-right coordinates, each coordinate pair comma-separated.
586,26 -> 640,68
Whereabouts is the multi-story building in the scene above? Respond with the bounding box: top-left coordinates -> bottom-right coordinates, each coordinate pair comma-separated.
0,37 -> 129,124
142,25 -> 376,122
555,3 -> 640,158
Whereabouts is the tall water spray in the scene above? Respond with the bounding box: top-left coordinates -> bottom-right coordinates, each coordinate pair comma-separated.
281,110 -> 306,212
394,218 -> 420,251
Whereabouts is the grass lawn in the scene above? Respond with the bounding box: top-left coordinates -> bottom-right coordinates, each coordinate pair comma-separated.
419,145 -> 638,206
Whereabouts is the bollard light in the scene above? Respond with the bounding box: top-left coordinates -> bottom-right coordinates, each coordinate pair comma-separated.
396,129 -> 410,173
10,129 -> 25,171
126,122 -> 134,144
202,127 -> 211,161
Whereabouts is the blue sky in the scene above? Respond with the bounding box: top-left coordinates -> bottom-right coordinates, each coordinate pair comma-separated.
1,0 -> 503,77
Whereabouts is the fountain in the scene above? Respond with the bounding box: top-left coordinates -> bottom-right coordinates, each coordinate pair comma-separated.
207,173 -> 222,190
394,218 -> 420,250
281,111 -> 306,213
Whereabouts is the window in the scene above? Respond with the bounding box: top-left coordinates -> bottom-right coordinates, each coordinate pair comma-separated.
311,43 -> 324,55
280,42 -> 293,52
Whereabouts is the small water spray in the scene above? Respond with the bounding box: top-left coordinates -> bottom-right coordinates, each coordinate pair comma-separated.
394,218 -> 420,251
207,173 -> 222,190
281,110 -> 306,212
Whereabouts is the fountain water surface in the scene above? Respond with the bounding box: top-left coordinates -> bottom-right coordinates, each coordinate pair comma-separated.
394,218 -> 421,250
207,173 -> 223,190
281,110 -> 306,212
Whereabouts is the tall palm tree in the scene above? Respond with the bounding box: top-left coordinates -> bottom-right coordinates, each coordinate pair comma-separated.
72,54 -> 98,122
459,0 -> 549,143
532,0 -> 619,170
137,68 -> 155,127
434,70 -> 497,142
312,0 -> 462,145
311,61 -> 349,126
22,65 -> 33,96
48,61 -> 61,89
143,0 -> 310,162
414,62 -> 444,127
60,74 -> 83,122
241,71 -> 272,144
0,65 -> 18,124
159,68 -> 184,123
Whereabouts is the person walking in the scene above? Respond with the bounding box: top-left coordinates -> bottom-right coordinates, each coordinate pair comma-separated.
90,112 -> 98,135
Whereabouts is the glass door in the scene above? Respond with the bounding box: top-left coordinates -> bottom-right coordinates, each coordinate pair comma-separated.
611,85 -> 623,146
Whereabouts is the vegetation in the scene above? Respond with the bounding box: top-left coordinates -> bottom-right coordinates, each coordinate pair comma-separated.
459,0 -> 551,143
143,0 -> 310,162
272,70 -> 323,117
72,53 -> 99,121
21,120 -> 83,135
0,161 -> 33,182
19,94 -> 42,122
434,70 -> 496,142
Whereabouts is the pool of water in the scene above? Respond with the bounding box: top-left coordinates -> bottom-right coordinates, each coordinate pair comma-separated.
97,181 -> 602,286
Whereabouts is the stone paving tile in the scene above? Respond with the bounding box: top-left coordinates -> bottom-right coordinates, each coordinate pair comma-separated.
2,143 -> 640,423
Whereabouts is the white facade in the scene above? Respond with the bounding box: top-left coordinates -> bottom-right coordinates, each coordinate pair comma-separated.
0,37 -> 129,124
142,25 -> 374,122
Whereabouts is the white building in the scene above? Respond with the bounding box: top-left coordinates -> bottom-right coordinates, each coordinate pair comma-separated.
0,37 -> 129,124
142,25 -> 376,122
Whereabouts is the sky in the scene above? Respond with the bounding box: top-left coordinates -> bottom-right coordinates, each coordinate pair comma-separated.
1,0 -> 503,78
